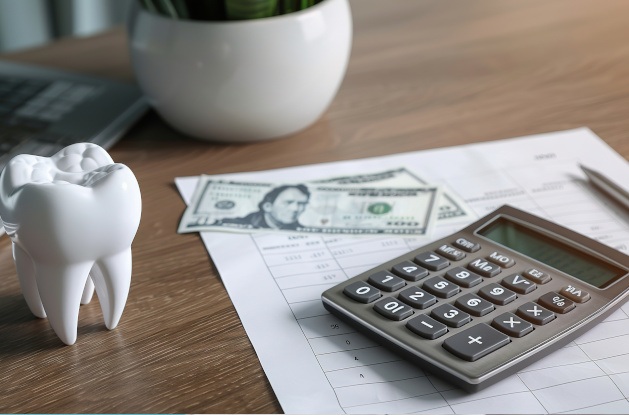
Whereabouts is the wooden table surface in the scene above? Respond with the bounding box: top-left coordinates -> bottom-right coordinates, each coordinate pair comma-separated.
1,0 -> 628,413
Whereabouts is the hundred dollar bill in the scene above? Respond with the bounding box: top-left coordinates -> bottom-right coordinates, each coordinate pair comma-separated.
178,177 -> 441,236
316,167 -> 474,222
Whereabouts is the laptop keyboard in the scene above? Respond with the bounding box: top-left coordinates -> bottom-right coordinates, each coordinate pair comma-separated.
0,77 -> 99,165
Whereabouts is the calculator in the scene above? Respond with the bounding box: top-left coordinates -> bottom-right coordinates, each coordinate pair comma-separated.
321,205 -> 629,391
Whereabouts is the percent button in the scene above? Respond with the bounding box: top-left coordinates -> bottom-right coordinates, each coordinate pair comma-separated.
538,292 -> 575,314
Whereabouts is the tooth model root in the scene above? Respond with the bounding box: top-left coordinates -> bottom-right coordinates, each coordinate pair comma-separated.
0,143 -> 141,346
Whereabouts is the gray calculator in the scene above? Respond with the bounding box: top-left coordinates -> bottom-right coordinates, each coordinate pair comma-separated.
321,205 -> 629,391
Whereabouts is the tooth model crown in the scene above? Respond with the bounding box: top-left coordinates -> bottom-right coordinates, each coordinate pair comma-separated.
0,143 -> 142,345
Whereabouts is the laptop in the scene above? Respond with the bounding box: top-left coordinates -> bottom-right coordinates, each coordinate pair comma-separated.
0,60 -> 149,236
0,59 -> 148,168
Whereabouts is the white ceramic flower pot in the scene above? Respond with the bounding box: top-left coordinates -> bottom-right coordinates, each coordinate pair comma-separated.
128,0 -> 352,142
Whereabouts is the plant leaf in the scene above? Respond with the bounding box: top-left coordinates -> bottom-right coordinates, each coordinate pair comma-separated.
225,0 -> 279,20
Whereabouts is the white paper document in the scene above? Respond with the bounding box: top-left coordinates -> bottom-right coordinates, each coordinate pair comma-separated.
176,128 -> 629,414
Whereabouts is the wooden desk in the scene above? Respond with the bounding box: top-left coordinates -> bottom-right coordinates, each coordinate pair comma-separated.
0,1 -> 628,412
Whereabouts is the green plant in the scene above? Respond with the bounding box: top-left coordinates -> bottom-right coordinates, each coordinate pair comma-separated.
139,0 -> 322,20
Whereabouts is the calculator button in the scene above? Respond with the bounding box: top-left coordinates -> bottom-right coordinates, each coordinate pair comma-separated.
406,315 -> 448,339
516,302 -> 555,325
414,252 -> 450,271
431,304 -> 471,327
467,258 -> 501,277
486,251 -> 515,268
537,292 -> 576,314
523,267 -> 551,284
343,281 -> 381,303
478,283 -> 517,305
443,323 -> 510,362
444,267 -> 483,288
501,273 -> 537,294
398,287 -> 437,309
367,270 -> 406,292
455,293 -> 495,317
559,285 -> 591,303
436,244 -> 466,261
491,312 -> 534,338
422,276 -> 460,298
391,261 -> 429,282
373,298 -> 414,321
452,237 -> 481,253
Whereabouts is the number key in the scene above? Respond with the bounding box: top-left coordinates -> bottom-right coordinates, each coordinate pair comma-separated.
423,276 -> 460,298
343,281 -> 381,303
391,261 -> 429,281
414,251 -> 450,271
455,293 -> 495,317
368,270 -> 406,292
478,283 -> 516,305
373,298 -> 414,321
444,267 -> 483,288
431,304 -> 470,328
398,286 -> 437,309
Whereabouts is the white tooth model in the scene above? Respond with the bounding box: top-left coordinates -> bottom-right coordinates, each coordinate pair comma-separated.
0,143 -> 141,345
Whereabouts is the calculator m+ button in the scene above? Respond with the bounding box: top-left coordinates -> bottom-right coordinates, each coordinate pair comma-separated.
391,260 -> 429,281
516,302 -> 555,325
343,281 -> 381,303
414,252 -> 450,271
367,270 -> 406,292
468,258 -> 501,277
436,244 -> 466,261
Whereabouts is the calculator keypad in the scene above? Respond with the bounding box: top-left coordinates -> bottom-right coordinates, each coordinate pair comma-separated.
337,234 -> 592,368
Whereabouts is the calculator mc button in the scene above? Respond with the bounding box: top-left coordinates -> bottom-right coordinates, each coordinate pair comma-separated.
343,281 -> 381,303
516,302 -> 555,325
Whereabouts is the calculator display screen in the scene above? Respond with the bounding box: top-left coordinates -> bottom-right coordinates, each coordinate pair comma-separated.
478,217 -> 625,288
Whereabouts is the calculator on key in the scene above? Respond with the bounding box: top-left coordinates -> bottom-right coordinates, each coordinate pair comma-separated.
321,205 -> 629,391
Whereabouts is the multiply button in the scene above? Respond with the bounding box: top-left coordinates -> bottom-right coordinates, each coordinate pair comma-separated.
491,312 -> 533,337
537,292 -> 575,314
443,323 -> 510,361
516,302 -> 555,325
